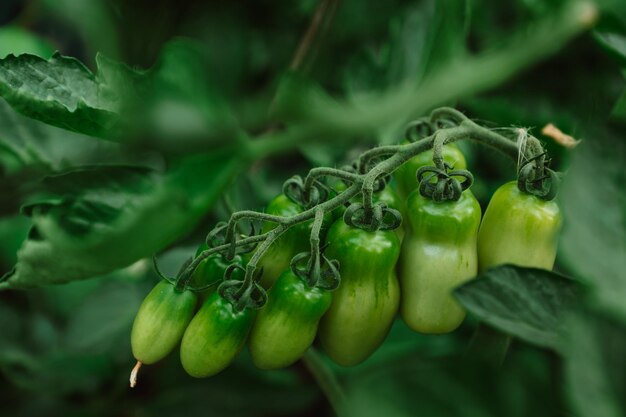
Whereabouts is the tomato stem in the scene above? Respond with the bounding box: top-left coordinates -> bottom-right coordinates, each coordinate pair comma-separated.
177,106 -> 560,308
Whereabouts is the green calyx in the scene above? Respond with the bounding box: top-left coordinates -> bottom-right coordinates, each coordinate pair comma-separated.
395,143 -> 467,200
517,158 -> 560,201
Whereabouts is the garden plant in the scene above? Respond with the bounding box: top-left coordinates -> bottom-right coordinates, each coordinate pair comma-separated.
0,1 -> 624,417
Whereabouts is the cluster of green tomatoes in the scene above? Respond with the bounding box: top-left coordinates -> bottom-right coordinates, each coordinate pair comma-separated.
129,142 -> 562,385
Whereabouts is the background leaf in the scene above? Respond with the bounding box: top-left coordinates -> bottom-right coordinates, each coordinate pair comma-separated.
64,282 -> 143,353
562,308 -> 626,417
454,265 -> 580,350
558,128 -> 626,321
0,53 -> 124,137
1,150 -> 244,288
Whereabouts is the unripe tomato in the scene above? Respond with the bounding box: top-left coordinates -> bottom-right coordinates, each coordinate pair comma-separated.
191,243 -> 244,301
131,280 -> 197,364
394,143 -> 467,200
248,269 -> 332,369
319,219 -> 400,366
477,181 -> 562,272
179,292 -> 254,378
399,190 -> 481,333
256,194 -> 332,288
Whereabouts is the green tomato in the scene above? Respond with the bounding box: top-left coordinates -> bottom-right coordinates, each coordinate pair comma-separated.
394,143 -> 467,200
319,219 -> 400,366
179,292 -> 254,378
256,194 -> 332,288
248,269 -> 332,369
191,243 -> 244,301
477,181 -> 562,272
131,280 -> 197,364
398,190 -> 481,334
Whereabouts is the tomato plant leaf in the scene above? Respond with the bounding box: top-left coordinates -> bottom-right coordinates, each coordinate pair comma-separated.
0,52 -> 132,137
593,12 -> 626,66
610,70 -> 626,122
454,265 -> 580,350
130,38 -> 238,151
0,149 -> 244,289
64,283 -> 142,354
0,98 -> 136,175
558,129 -> 626,322
0,38 -> 236,147
343,0 -> 467,96
562,309 -> 626,417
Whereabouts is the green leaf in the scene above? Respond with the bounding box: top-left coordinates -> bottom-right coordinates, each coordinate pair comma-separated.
0,97 -> 131,176
271,71 -> 343,124
593,10 -> 626,65
131,38 -> 238,149
454,265 -> 580,350
0,149 -> 244,289
64,283 -> 142,354
0,52 -> 127,137
610,70 -> 626,122
562,309 -> 626,417
558,129 -> 626,321
612,90 -> 626,121
342,0 -> 467,96
0,96 -> 157,217
594,30 -> 626,64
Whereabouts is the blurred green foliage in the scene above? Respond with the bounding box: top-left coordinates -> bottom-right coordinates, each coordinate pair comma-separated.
0,0 -> 625,416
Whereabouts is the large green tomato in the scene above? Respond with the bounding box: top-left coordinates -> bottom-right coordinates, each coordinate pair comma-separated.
477,181 -> 562,272
248,269 -> 332,369
319,219 -> 400,366
131,280 -> 197,364
398,190 -> 481,333
394,143 -> 467,200
256,194 -> 332,288
179,292 -> 254,378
